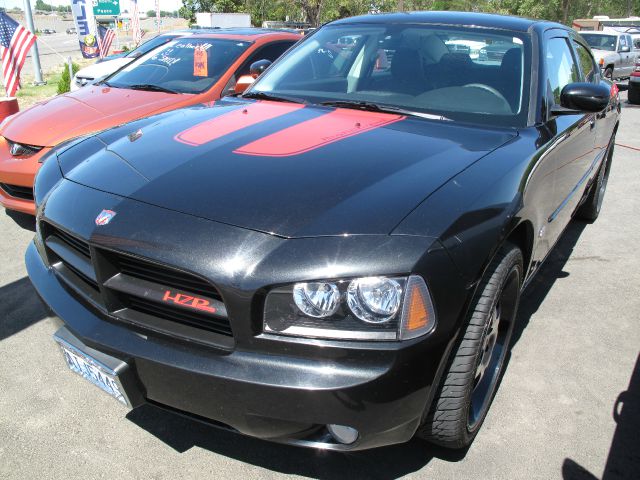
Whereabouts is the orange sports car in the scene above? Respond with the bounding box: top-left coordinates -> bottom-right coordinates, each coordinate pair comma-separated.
0,29 -> 299,215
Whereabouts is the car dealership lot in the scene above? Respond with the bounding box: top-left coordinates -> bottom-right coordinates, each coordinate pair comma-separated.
1,95 -> 638,480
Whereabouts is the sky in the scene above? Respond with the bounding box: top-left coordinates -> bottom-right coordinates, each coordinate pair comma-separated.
1,0 -> 183,13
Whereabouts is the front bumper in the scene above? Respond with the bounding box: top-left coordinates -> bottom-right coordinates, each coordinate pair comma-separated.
27,240 -> 455,451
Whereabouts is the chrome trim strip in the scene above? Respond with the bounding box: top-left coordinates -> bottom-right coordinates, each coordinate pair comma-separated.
265,325 -> 398,341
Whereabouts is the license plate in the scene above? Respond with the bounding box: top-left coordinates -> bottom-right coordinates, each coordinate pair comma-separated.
57,341 -> 129,406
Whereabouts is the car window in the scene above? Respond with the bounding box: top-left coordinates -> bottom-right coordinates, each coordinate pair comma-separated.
126,34 -> 178,58
619,35 -> 627,50
581,33 -> 617,52
546,38 -> 580,105
236,41 -> 296,77
250,24 -> 531,127
634,37 -> 640,51
573,41 -> 597,82
107,38 -> 252,94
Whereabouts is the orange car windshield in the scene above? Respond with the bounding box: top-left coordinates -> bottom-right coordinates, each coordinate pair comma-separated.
106,38 -> 252,94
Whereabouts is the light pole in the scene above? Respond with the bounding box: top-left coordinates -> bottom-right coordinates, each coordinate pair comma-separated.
22,0 -> 45,85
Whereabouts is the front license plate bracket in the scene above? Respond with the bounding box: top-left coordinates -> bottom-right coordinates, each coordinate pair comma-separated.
53,327 -> 141,408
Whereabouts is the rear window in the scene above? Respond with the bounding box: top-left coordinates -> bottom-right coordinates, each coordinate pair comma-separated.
581,34 -> 617,51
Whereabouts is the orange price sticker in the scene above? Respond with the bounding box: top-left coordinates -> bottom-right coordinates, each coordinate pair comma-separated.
193,46 -> 208,77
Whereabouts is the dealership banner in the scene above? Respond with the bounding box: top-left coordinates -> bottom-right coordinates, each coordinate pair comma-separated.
70,0 -> 100,58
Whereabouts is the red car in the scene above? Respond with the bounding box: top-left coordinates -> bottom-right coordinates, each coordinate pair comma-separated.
0,29 -> 299,215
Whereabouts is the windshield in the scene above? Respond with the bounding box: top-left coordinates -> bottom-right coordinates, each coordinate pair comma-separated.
581,34 -> 617,51
249,23 -> 531,127
107,38 -> 251,94
125,34 -> 180,58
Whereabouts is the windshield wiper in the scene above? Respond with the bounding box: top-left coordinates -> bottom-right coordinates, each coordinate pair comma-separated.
127,84 -> 179,94
320,100 -> 451,121
242,91 -> 308,104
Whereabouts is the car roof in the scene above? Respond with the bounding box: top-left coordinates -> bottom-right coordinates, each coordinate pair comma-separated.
155,28 -> 299,43
188,29 -> 301,41
330,11 -> 558,33
168,27 -> 297,37
579,31 -> 622,35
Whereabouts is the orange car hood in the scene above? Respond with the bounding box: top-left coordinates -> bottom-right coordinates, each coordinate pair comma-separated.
2,86 -> 186,147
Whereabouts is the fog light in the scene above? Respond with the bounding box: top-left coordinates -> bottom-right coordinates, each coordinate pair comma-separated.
327,424 -> 359,444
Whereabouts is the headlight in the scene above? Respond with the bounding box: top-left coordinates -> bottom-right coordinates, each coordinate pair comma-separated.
347,277 -> 402,323
264,274 -> 436,341
7,140 -> 43,157
293,282 -> 340,318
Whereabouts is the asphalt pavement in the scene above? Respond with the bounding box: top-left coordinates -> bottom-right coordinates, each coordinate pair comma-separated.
0,94 -> 638,480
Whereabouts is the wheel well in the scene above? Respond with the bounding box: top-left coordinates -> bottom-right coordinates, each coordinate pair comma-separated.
506,221 -> 534,278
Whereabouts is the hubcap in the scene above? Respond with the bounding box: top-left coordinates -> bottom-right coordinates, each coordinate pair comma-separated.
468,268 -> 519,431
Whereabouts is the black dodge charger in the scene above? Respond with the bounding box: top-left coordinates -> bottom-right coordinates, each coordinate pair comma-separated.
27,12 -> 619,451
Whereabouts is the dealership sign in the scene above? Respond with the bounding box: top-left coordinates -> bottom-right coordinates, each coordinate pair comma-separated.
70,0 -> 100,58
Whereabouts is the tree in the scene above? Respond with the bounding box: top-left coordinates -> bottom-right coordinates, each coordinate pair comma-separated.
295,0 -> 324,26
35,0 -> 53,12
180,0 -> 246,23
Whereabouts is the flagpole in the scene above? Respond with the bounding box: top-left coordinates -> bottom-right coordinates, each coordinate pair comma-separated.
22,0 -> 44,85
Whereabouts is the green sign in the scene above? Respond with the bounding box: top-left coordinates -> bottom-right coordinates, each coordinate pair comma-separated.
93,0 -> 120,16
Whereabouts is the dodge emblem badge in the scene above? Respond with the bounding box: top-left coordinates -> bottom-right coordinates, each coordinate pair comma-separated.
95,209 -> 116,226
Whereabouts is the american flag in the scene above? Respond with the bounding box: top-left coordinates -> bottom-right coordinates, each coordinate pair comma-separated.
97,25 -> 115,59
130,0 -> 141,46
0,13 -> 36,97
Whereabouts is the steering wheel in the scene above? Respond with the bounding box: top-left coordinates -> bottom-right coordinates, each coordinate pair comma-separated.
463,83 -> 510,108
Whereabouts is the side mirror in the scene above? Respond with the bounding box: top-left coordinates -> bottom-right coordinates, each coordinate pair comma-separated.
249,59 -> 272,78
552,82 -> 610,115
619,45 -> 631,53
234,74 -> 255,94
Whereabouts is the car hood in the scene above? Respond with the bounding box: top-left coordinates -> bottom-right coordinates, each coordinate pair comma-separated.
0,86 -> 185,147
75,57 -> 132,79
60,99 -> 516,238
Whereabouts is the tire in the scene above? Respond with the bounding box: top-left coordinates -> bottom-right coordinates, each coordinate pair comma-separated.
576,135 -> 614,222
604,67 -> 613,80
629,85 -> 640,105
416,243 -> 523,449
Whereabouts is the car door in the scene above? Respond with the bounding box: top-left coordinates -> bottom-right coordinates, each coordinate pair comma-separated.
538,32 -> 599,249
617,35 -> 633,77
221,40 -> 297,96
571,36 -> 613,154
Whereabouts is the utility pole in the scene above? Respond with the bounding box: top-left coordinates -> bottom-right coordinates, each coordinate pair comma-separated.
22,0 -> 44,85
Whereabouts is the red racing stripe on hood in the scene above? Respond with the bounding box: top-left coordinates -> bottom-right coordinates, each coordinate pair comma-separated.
234,108 -> 405,157
174,101 -> 305,146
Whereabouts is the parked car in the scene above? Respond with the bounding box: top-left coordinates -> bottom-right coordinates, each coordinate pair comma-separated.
0,30 -> 300,215
41,28 -> 56,34
629,59 -> 640,104
580,31 -> 637,79
27,12 -> 619,451
66,27 -> 76,35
